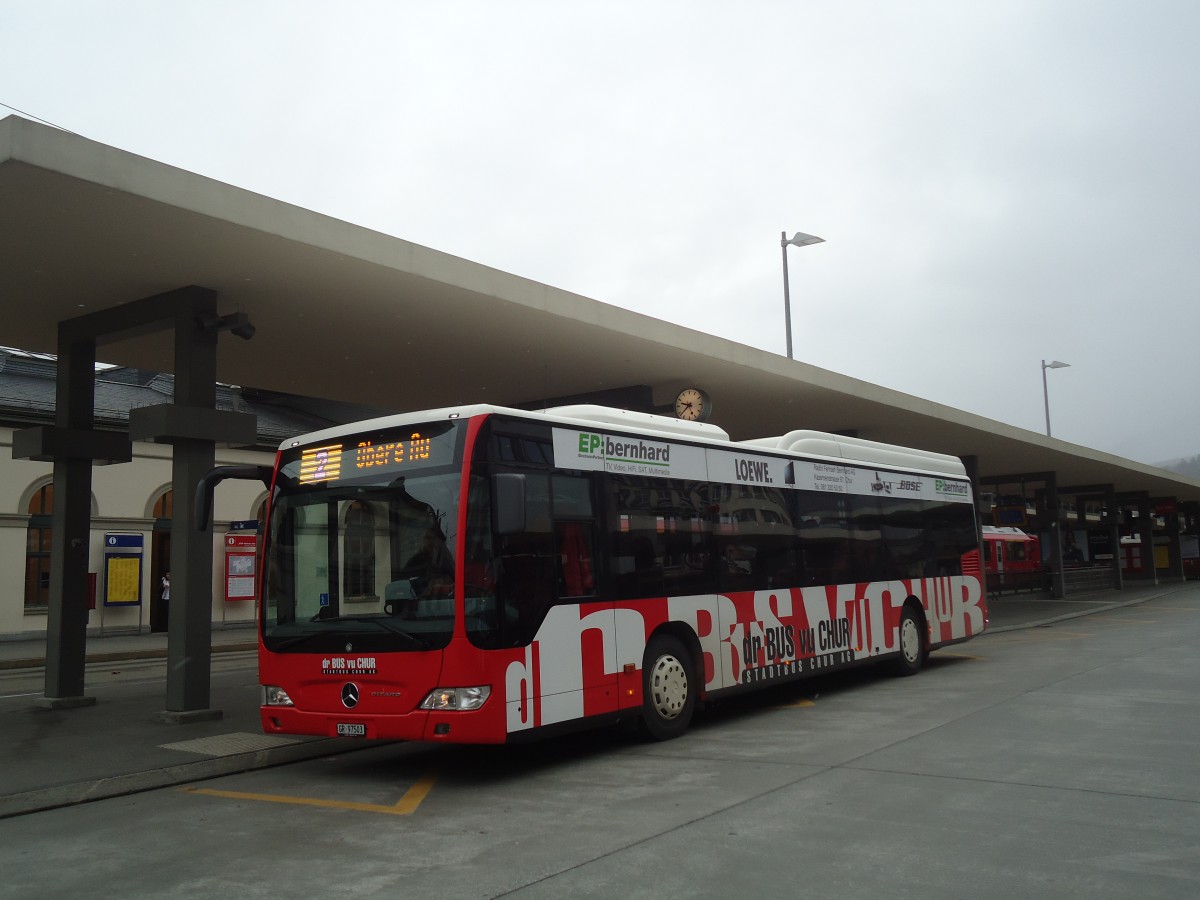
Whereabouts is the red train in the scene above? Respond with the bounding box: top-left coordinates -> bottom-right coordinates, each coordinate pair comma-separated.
982,526 -> 1043,593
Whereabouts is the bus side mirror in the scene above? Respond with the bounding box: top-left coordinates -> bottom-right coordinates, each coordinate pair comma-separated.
194,465 -> 274,531
492,473 -> 527,535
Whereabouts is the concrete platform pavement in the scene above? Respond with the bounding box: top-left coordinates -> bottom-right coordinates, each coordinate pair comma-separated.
0,627 -> 363,820
0,581 -> 1190,820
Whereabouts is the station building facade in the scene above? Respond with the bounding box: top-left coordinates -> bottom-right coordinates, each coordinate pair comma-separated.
0,349 -> 347,642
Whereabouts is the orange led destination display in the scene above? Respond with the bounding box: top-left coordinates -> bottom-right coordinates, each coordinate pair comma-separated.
296,428 -> 450,485
355,433 -> 432,468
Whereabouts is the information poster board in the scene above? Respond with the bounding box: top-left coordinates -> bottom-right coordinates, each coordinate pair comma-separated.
224,533 -> 258,601
103,533 -> 144,606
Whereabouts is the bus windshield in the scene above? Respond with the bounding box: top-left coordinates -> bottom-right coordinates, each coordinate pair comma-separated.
261,420 -> 465,653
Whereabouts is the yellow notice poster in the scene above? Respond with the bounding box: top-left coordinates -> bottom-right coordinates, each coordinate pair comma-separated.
105,556 -> 142,605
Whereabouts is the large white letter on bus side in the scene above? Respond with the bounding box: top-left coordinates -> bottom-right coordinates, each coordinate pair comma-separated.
922,577 -> 955,642
667,594 -> 736,690
753,588 -> 793,629
862,580 -> 909,654
534,605 -> 616,726
505,646 -> 536,733
799,585 -> 833,636
586,606 -> 644,674
950,575 -> 984,639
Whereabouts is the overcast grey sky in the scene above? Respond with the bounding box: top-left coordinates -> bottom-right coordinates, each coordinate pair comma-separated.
4,1 -> 1199,465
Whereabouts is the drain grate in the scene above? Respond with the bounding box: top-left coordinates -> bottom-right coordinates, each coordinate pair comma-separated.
159,732 -> 301,756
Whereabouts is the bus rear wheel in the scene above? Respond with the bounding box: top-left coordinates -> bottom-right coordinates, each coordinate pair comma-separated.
640,634 -> 695,741
891,605 -> 927,676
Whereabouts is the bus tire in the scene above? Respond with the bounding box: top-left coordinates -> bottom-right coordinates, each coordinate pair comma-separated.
891,605 -> 927,677
640,634 -> 695,740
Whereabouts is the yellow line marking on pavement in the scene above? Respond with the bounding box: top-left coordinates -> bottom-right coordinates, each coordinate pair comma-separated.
1104,617 -> 1156,624
936,652 -> 984,660
1037,629 -> 1092,636
392,773 -> 436,814
995,630 -> 1093,643
184,773 -> 437,816
778,698 -> 816,708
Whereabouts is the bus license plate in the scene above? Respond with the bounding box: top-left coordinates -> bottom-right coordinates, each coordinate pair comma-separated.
337,723 -> 366,736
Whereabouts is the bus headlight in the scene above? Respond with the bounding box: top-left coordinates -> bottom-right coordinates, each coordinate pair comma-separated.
418,686 -> 491,711
261,685 -> 295,707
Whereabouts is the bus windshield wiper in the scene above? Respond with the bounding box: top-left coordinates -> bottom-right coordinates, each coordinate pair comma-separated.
270,631 -> 329,651
304,615 -> 431,649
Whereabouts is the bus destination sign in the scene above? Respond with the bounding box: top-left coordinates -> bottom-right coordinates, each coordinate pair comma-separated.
296,425 -> 453,485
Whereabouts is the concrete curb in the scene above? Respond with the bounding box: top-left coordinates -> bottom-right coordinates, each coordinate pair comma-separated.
983,584 -> 1193,635
0,641 -> 258,672
0,735 -> 372,820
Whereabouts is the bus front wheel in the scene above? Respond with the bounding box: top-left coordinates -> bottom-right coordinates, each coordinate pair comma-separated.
640,634 -> 695,740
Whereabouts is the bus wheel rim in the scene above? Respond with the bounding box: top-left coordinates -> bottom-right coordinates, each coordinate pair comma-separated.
900,617 -> 921,663
649,654 -> 688,720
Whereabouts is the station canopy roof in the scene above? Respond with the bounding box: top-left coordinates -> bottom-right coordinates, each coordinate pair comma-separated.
3,115 -> 1198,503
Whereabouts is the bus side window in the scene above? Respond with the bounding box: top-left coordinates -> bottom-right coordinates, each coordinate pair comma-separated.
495,472 -> 555,644
714,485 -> 798,592
557,522 -> 596,598
552,474 -> 597,600
796,494 -> 852,586
611,521 -> 666,599
606,475 -> 711,601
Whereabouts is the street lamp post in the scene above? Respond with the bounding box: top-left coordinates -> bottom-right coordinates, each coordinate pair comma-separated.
1041,359 -> 1070,436
780,231 -> 825,359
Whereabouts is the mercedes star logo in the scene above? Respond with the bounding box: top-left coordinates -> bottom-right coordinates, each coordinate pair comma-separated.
341,682 -> 360,709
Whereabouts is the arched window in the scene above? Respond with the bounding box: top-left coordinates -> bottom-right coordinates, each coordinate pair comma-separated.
25,484 -> 54,610
344,501 -> 376,599
152,491 -> 173,521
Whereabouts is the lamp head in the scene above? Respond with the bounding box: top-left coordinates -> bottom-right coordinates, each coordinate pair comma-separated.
784,231 -> 825,248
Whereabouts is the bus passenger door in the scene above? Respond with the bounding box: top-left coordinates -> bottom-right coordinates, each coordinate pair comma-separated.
552,514 -> 626,722
502,472 -> 624,730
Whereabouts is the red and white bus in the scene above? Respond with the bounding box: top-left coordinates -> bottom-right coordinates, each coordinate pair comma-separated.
204,404 -> 986,743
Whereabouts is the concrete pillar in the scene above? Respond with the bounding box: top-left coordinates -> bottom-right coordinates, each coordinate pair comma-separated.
1045,474 -> 1065,599
165,298 -> 219,717
42,336 -> 97,705
123,292 -> 257,720
1074,497 -> 1086,562
1106,487 -> 1123,591
1186,502 -> 1200,581
1138,497 -> 1159,586
12,336 -> 133,706
1165,499 -> 1185,582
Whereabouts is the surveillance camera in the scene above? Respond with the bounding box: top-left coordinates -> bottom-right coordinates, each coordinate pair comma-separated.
206,312 -> 255,340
